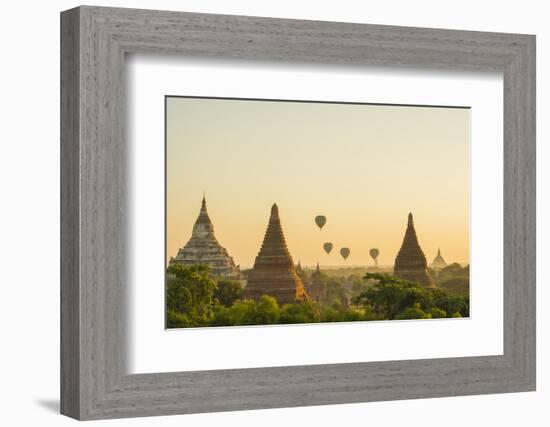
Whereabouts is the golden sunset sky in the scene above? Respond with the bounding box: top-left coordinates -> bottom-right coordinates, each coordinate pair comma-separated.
166,97 -> 470,268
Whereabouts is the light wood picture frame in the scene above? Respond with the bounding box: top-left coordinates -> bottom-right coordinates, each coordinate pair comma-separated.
60,5 -> 536,420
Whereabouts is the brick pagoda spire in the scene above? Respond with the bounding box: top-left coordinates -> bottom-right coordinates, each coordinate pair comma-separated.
393,213 -> 435,288
244,203 -> 308,304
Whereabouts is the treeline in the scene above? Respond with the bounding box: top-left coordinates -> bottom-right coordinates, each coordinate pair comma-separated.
354,273 -> 469,320
429,263 -> 470,296
166,265 -> 469,328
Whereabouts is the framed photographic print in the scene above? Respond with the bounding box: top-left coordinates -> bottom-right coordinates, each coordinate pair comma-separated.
61,6 -> 536,420
164,94 -> 471,328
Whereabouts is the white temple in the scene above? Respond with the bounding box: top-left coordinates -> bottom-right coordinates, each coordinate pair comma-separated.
431,248 -> 447,270
169,196 -> 241,279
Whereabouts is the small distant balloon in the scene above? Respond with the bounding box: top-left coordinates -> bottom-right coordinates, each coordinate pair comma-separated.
340,247 -> 350,260
369,248 -> 379,266
315,215 -> 326,230
323,242 -> 333,254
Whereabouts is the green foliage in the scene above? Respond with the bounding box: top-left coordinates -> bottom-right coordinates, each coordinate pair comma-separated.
319,305 -> 344,322
166,264 -> 218,328
279,301 -> 320,324
428,307 -> 447,318
320,304 -> 377,322
432,292 -> 469,317
166,266 -> 469,329
210,299 -> 256,326
434,263 -> 469,287
350,276 -> 370,297
353,274 -> 426,319
353,273 -> 469,320
325,278 -> 346,306
166,309 -> 192,329
211,296 -> 280,326
439,277 -> 469,296
394,303 -> 432,320
214,279 -> 243,307
440,262 -> 468,276
256,295 -> 281,324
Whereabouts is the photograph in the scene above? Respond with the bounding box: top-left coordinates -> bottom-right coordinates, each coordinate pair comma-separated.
165,96 -> 471,328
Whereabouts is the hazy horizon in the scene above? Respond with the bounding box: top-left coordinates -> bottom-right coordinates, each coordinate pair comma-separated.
166,96 -> 470,269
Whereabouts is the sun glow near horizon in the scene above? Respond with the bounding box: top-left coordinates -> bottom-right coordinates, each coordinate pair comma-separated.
166,97 -> 470,269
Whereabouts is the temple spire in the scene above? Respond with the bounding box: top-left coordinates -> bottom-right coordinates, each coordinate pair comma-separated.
400,212 -> 421,250
394,212 -> 435,288
431,248 -> 447,270
194,194 -> 214,234
308,261 -> 325,303
243,203 -> 307,304
295,260 -> 304,277
169,194 -> 240,279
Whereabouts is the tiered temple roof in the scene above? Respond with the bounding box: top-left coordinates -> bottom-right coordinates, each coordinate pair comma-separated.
431,248 -> 447,270
169,196 -> 240,279
243,204 -> 307,304
394,213 -> 435,288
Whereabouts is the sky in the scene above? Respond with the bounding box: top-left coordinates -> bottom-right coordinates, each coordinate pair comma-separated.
166,96 -> 470,269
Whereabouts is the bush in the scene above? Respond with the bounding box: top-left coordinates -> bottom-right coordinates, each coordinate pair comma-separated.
433,293 -> 469,317
210,296 -> 280,326
210,300 -> 254,326
166,264 -> 217,328
320,305 -> 345,322
255,295 -> 281,324
214,279 -> 243,307
354,273 -> 469,320
320,304 -> 374,323
428,307 -> 447,318
439,277 -> 469,296
279,302 -> 320,324
394,303 -> 431,320
167,309 -> 192,329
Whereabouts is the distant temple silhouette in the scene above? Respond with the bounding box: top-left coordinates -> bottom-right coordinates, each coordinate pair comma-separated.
307,262 -> 326,303
431,248 -> 447,270
295,260 -> 304,278
394,213 -> 436,288
243,203 -> 308,304
169,195 -> 241,279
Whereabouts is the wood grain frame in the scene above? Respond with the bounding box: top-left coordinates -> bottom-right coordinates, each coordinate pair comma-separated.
60,5 -> 536,420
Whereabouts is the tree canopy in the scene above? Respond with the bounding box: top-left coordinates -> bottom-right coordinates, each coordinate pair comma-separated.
166,264 -> 218,328
353,273 -> 469,320
166,266 -> 469,328
213,279 -> 243,307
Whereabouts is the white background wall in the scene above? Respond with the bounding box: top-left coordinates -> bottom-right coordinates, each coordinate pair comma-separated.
0,0 -> 546,425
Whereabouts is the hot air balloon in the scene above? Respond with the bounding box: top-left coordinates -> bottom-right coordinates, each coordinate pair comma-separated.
315,215 -> 326,230
323,242 -> 333,254
369,248 -> 379,266
340,247 -> 350,260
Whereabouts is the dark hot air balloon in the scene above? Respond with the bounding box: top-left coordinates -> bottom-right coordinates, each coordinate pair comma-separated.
323,242 -> 333,254
315,215 -> 326,230
340,247 -> 350,260
369,248 -> 379,266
